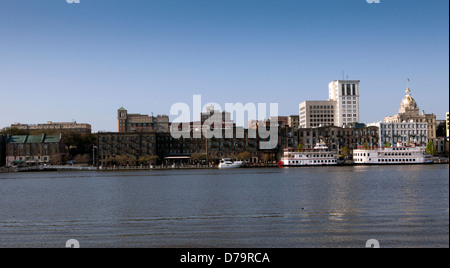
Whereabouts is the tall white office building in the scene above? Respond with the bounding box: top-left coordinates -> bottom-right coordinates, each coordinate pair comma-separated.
328,80 -> 361,127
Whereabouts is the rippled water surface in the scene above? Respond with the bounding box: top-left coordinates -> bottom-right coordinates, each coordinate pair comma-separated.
0,165 -> 448,248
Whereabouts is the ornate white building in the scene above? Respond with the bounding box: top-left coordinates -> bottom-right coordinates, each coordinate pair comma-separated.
383,87 -> 436,144
369,121 -> 428,147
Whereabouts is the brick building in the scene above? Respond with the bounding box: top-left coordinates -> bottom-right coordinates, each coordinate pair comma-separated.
0,135 -> 6,167
97,128 -> 263,166
298,124 -> 379,153
5,134 -> 66,166
117,107 -> 169,133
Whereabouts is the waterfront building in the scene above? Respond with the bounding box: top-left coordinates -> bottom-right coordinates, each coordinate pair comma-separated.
97,128 -> 261,166
97,132 -> 158,166
248,119 -> 266,130
368,121 -> 428,146
328,80 -> 361,127
299,100 -> 337,128
436,137 -> 446,155
269,116 -> 289,128
297,124 -> 379,154
279,125 -> 299,150
5,134 -> 66,166
446,112 -> 450,155
11,121 -> 91,134
288,115 -> 299,129
384,87 -> 436,144
446,112 -> 449,138
117,107 -> 169,133
0,135 -> 6,167
200,105 -> 233,127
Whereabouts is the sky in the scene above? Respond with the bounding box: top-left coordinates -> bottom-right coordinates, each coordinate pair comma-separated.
0,0 -> 448,132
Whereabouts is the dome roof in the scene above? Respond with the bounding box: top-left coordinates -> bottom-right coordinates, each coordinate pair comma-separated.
401,88 -> 417,109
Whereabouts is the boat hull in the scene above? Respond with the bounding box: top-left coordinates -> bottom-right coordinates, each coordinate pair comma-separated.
218,163 -> 243,169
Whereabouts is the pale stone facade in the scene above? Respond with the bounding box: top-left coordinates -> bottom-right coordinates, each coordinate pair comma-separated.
299,100 -> 337,128
384,88 -> 436,144
328,80 -> 361,126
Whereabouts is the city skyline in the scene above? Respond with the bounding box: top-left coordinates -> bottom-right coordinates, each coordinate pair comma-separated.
1,0 -> 449,132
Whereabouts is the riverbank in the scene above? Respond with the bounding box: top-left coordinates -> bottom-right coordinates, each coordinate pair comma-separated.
1,157 -> 448,173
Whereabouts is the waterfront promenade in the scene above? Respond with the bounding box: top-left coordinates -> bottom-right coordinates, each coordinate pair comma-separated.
1,158 -> 448,173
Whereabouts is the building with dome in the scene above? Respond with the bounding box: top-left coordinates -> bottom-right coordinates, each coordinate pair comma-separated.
383,87 -> 436,145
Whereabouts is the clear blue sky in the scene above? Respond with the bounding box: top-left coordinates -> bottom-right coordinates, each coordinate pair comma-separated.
1,0 -> 448,132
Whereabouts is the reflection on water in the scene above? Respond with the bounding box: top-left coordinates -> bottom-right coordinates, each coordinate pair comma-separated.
0,165 -> 448,248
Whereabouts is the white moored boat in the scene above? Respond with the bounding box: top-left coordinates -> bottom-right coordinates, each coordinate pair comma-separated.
279,141 -> 339,167
218,158 -> 243,169
353,142 -> 432,165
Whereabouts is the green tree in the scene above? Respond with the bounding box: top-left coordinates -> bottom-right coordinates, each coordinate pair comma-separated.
114,155 -> 128,166
149,155 -> 160,164
1,127 -> 29,135
64,131 -> 97,160
341,146 -> 350,157
237,151 -> 251,161
425,141 -> 437,156
191,153 -> 206,162
436,122 -> 446,137
74,154 -> 90,164
138,155 -> 150,165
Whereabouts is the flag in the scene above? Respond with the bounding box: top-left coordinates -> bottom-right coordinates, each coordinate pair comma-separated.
407,78 -> 410,82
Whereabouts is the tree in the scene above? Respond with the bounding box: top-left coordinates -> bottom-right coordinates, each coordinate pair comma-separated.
436,122 -> 446,137
341,146 -> 350,158
50,153 -> 62,165
191,153 -> 206,162
138,155 -> 150,165
64,131 -> 97,160
425,141 -> 437,156
237,151 -> 251,161
149,155 -> 160,164
114,155 -> 128,166
260,153 -> 270,163
1,127 -> 29,135
74,154 -> 90,164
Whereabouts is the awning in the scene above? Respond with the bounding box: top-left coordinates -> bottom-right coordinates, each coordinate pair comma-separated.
164,156 -> 191,159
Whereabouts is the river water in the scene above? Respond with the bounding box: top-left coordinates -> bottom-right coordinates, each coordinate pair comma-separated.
0,165 -> 448,248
